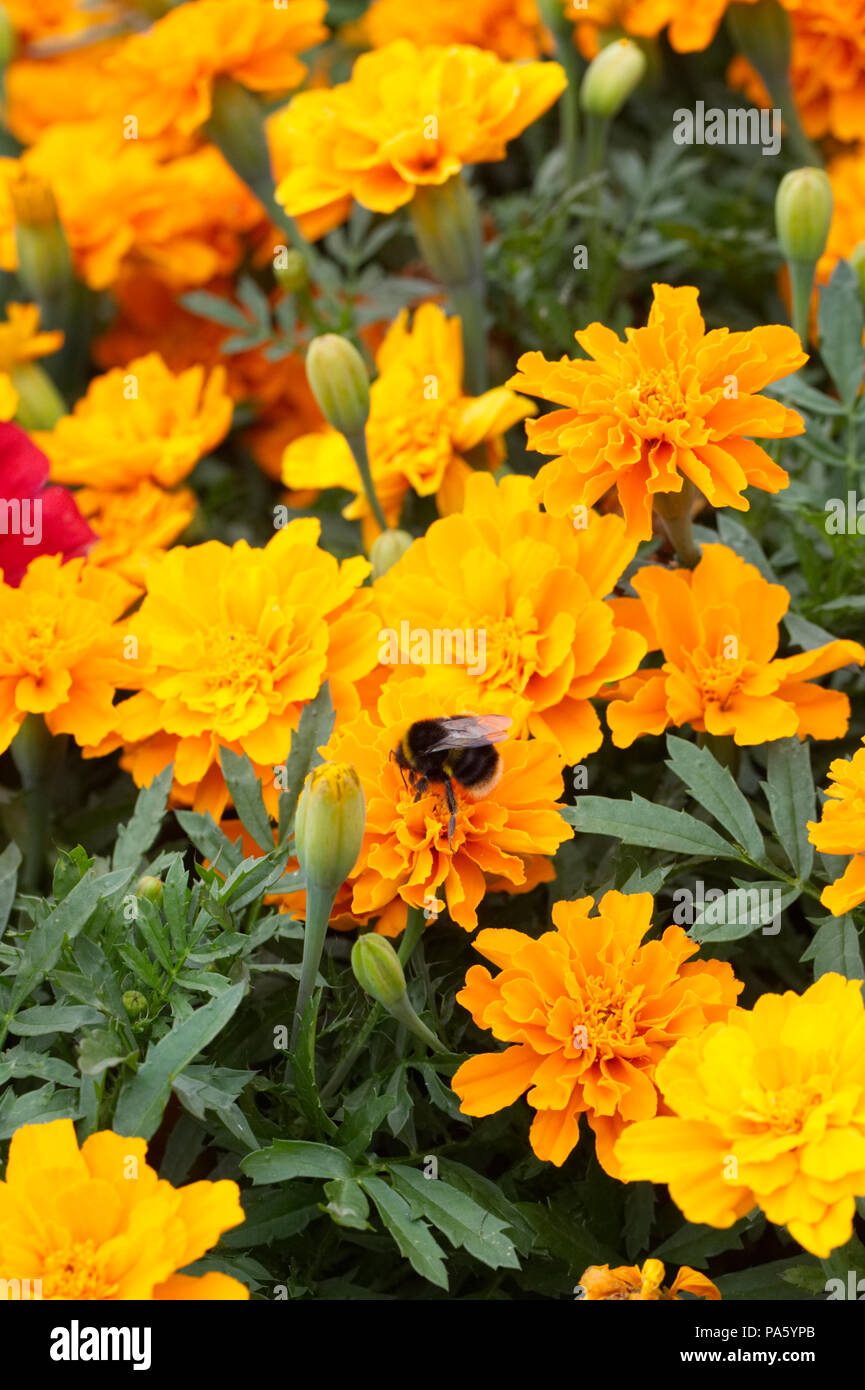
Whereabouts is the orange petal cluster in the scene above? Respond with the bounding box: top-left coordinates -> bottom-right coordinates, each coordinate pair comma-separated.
577,1258 -> 720,1300
807,741 -> 865,916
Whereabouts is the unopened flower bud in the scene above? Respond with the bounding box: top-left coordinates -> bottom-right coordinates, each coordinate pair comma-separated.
294,762 -> 366,894
122,990 -> 147,1018
274,247 -> 307,293
135,875 -> 164,904
775,168 -> 833,265
6,166 -> 73,308
0,7 -> 16,72
351,933 -> 407,1010
305,335 -> 370,438
370,528 -> 412,579
580,39 -> 646,119
850,242 -> 865,303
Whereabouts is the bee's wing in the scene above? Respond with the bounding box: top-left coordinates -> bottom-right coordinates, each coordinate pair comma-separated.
425,714 -> 512,752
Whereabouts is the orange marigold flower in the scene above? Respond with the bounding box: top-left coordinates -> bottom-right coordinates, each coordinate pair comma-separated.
452,889 -> 742,1173
34,352 -> 232,490
616,973 -> 865,1258
113,521 -> 379,818
76,481 -> 197,588
373,472 -> 646,761
807,742 -> 865,916
3,0 -> 109,43
0,554 -> 136,754
508,284 -> 807,542
106,0 -> 328,139
728,0 -> 865,143
0,1119 -> 247,1300
358,0 -> 550,59
322,681 -> 572,935
5,38 -> 125,146
606,544 -> 864,748
271,42 -> 566,237
572,0 -> 791,54
577,1258 -> 720,1300
0,302 -> 63,422
283,303 -> 535,544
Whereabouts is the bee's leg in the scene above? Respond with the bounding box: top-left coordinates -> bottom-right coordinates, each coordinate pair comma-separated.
445,779 -> 457,844
413,776 -> 428,804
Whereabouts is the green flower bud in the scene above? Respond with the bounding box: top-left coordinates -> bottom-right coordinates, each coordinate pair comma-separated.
294,762 -> 366,894
579,39 -> 646,119
8,168 -> 74,307
351,933 -> 407,1010
135,875 -> 164,904
11,362 -> 66,430
775,168 -> 834,264
122,990 -> 147,1018
305,335 -> 370,437
410,172 -> 484,291
850,242 -> 865,303
274,247 -> 307,293
0,7 -> 16,71
369,528 -> 413,580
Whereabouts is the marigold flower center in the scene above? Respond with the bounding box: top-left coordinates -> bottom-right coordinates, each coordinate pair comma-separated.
741,1082 -> 822,1135
185,627 -> 278,706
686,646 -> 756,709
623,364 -> 698,433
571,976 -> 640,1056
41,1239 -> 119,1301
482,613 -> 540,687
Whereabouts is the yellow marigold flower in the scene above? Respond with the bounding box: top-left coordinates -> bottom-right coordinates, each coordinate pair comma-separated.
0,303 -> 62,422
607,544 -> 864,748
17,129 -> 267,291
76,481 -> 197,588
0,1119 -> 247,1300
807,742 -> 865,916
0,554 -> 136,754
105,0 -> 328,138
577,1258 -> 720,1300
271,41 -> 566,237
114,521 -> 379,818
283,303 -> 535,545
34,352 -> 232,490
322,681 -> 572,935
572,0 -> 788,54
373,472 -> 646,761
3,0 -> 107,43
452,889 -> 742,1172
616,973 -> 865,1258
508,283 -> 807,542
359,0 -> 550,59
729,0 -> 865,143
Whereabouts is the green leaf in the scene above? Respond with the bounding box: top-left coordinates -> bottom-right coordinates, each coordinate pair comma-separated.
0,1048 -> 78,1087
562,796 -> 738,859
179,290 -> 251,330
278,683 -> 335,843
219,749 -> 274,854
818,260 -> 865,411
9,1004 -> 104,1036
0,841 -> 21,939
388,1166 -> 520,1271
624,1182 -> 656,1262
113,982 -> 244,1139
322,1178 -> 371,1230
360,1176 -> 449,1290
113,766 -> 173,870
653,1217 -> 748,1268
769,373 -> 847,417
801,915 -> 864,982
690,881 -> 800,943
666,735 -> 764,860
0,1082 -> 80,1139
77,1028 -> 135,1078
336,1089 -> 393,1161
241,1140 -> 353,1185
761,737 -> 815,879
174,810 -> 244,873
292,991 -> 338,1138
718,1257 -> 821,1301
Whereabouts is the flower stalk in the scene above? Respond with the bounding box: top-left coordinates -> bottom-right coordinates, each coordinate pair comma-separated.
725,0 -> 820,167
653,480 -> 702,568
410,174 -> 487,395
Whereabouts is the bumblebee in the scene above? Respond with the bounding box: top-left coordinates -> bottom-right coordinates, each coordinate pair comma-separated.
392,715 -> 512,842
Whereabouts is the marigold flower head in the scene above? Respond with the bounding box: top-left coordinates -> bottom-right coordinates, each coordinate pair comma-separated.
283,303 -> 535,544
3,0 -> 106,43
113,521 -> 379,817
607,544 -> 864,747
0,1119 -> 247,1299
807,742 -> 865,916
34,352 -> 232,490
5,37 -> 125,146
0,553 -> 136,753
0,424 -> 94,587
373,472 -> 646,761
577,1258 -> 720,1300
616,973 -> 865,1258
452,889 -> 742,1173
106,0 -> 328,138
573,0 -> 789,54
509,284 -> 807,542
76,481 -> 197,588
359,0 -> 550,59
322,681 -> 572,935
271,42 -> 566,237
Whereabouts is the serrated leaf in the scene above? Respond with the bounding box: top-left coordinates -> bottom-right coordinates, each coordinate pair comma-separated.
0,841 -> 21,939
241,1140 -> 353,1185
388,1166 -> 520,1271
113,766 -> 172,870
174,811 -> 244,873
801,915 -> 864,983
77,1028 -> 136,1077
113,982 -> 244,1139
666,736 -> 764,860
277,684 -> 335,843
562,796 -> 739,859
691,881 -> 800,943
292,991 -> 338,1138
360,1176 -> 448,1290
624,1182 -> 656,1262
322,1178 -> 371,1230
219,749 -> 274,854
9,1004 -> 104,1036
762,737 -> 815,879
653,1217 -> 748,1268
818,260 -> 865,410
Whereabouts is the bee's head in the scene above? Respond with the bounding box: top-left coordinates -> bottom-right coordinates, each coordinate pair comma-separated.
392,741 -> 411,770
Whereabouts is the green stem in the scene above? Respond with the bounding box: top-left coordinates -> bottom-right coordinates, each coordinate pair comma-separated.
397,904 -> 426,966
344,428 -> 388,533
545,10 -> 583,185
788,258 -> 816,347
10,713 -> 54,892
409,176 -> 488,395
291,881 -> 336,1050
725,0 -> 821,167
320,1001 -> 383,1103
449,277 -> 488,398
654,480 -> 702,567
